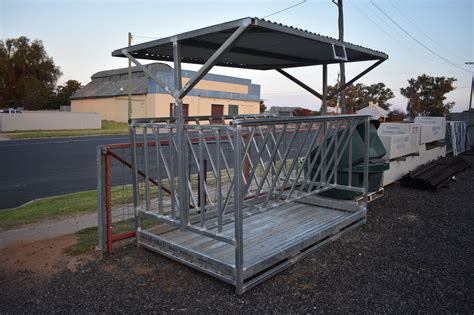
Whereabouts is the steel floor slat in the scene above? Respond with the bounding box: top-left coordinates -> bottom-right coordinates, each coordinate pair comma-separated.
141,202 -> 360,277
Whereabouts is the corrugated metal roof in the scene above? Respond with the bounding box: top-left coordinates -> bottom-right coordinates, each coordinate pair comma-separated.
71,63 -> 171,100
112,17 -> 388,70
92,63 -> 172,79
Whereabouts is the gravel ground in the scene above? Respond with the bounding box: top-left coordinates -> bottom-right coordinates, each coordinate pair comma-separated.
1,155 -> 473,313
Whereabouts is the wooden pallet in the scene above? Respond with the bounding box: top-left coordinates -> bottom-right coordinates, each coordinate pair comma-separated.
356,188 -> 384,205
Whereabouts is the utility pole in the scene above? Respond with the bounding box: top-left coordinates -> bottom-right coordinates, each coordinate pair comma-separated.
466,62 -> 473,112
128,32 -> 133,121
333,0 -> 346,114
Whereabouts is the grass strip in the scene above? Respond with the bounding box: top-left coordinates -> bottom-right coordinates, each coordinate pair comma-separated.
2,120 -> 128,140
0,185 -> 134,230
0,190 -> 98,230
64,226 -> 99,256
64,218 -> 156,256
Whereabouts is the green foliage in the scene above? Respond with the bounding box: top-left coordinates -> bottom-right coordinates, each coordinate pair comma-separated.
0,182 -> 133,230
0,190 -> 98,230
260,99 -> 267,113
46,79 -> 83,109
0,36 -> 62,109
3,120 -> 128,140
327,82 -> 394,113
400,74 -> 456,117
292,107 -> 312,116
387,109 -> 407,122
292,107 -> 320,116
64,226 -> 98,256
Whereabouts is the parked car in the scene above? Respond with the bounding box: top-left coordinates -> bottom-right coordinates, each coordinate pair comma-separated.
0,108 -> 22,113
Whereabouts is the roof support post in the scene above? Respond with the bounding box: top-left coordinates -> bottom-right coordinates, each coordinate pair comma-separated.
327,59 -> 385,100
275,69 -> 323,100
322,63 -> 328,115
122,50 -> 174,97
178,22 -> 250,99
173,41 -> 189,231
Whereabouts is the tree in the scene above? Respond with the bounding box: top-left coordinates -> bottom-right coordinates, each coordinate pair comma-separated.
400,74 -> 456,117
292,107 -> 312,116
259,99 -> 267,113
326,82 -> 394,113
46,80 -> 83,109
292,107 -> 320,116
0,36 -> 62,109
387,109 -> 407,122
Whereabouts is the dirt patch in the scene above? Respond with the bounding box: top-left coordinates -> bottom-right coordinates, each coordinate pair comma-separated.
98,263 -> 117,273
134,263 -> 155,275
0,234 -> 93,286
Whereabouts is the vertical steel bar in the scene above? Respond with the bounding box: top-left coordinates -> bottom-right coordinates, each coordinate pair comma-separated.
105,151 -> 112,254
363,117 -> 370,206
143,127 -> 151,212
334,125 -> 338,185
276,122 -> 314,200
263,123 -> 300,206
286,124 -> 322,200
216,129 -> 222,233
234,125 -> 244,294
321,64 -> 328,185
155,128 -> 163,214
322,64 -> 328,115
348,121 -> 353,186
127,32 -> 132,121
243,133 -> 250,183
97,145 -> 106,256
242,126 -> 274,196
321,122 -> 328,186
252,124 -> 287,208
198,130 -> 205,228
315,121 -> 358,192
169,127 -> 176,219
173,40 -> 188,230
129,123 -> 140,233
305,120 -> 344,193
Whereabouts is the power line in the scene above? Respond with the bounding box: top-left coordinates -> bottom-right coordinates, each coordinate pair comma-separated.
386,0 -> 467,64
262,0 -> 307,19
348,1 -> 441,66
357,0 -> 445,66
369,0 -> 471,74
132,34 -> 159,40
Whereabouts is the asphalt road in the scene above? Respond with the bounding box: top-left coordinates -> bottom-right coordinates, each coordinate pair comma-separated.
0,129 -> 314,210
0,135 -> 132,209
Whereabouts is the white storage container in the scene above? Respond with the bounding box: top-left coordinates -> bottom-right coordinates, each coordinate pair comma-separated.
414,117 -> 446,144
378,123 -> 420,159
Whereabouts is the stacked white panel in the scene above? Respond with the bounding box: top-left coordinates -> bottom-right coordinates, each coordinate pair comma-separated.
377,123 -> 420,159
414,116 -> 446,144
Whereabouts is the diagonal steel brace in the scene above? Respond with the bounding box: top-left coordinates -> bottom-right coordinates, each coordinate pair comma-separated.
122,50 -> 174,96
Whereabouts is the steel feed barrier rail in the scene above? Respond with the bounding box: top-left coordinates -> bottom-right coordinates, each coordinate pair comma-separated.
129,114 -> 370,294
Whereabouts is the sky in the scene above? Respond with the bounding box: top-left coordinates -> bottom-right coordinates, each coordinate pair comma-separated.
0,0 -> 472,112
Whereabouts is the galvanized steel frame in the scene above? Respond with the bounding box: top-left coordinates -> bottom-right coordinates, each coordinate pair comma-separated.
118,17 -> 384,294
128,114 -> 371,294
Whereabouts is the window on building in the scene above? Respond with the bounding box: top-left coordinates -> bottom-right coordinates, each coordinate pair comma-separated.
211,104 -> 224,124
169,103 -> 189,117
228,104 -> 239,116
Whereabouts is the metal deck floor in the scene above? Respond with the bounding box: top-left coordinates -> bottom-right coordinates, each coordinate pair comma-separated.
138,202 -> 366,281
